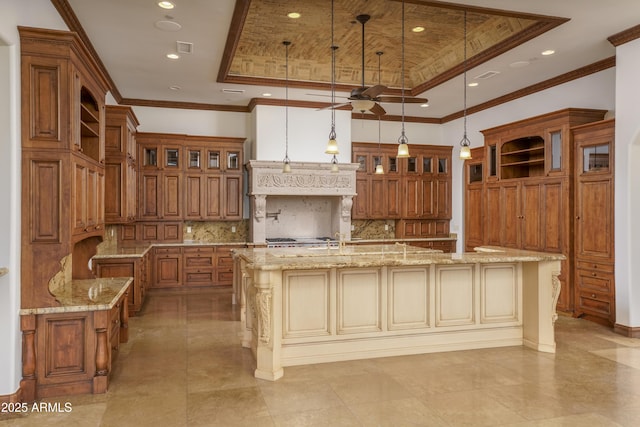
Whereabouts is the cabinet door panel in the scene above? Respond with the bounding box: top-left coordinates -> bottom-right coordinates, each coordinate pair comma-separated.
185,175 -> 203,219
521,182 -> 541,250
353,177 -> 369,219
485,186 -> 501,246
576,179 -> 612,259
204,175 -> 222,218
370,177 -> 386,218
162,174 -> 182,219
501,184 -> 520,248
386,177 -> 401,218
465,186 -> 484,249
140,173 -> 160,219
542,181 -> 563,252
225,175 -> 242,219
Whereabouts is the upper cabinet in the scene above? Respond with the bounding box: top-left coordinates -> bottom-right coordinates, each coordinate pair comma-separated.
19,27 -> 110,309
137,133 -> 245,221
352,142 -> 452,238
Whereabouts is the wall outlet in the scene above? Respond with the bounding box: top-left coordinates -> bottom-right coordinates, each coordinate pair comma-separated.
384,224 -> 389,231
231,226 -> 237,233
186,226 -> 192,233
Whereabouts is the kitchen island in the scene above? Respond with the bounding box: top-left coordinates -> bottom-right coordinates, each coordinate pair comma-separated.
232,245 -> 564,381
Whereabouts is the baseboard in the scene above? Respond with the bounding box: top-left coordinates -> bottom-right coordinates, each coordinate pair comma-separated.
0,388 -> 21,404
614,323 -> 640,338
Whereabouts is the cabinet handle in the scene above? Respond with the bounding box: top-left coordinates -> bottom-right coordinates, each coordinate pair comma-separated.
593,264 -> 598,269
592,272 -> 597,277
576,216 -> 580,220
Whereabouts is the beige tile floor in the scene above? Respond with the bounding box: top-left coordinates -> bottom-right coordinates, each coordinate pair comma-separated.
2,287 -> 640,426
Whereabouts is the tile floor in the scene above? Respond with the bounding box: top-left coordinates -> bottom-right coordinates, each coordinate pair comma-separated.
2,287 -> 640,426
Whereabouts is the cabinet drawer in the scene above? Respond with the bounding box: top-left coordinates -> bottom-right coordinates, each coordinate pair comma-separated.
576,261 -> 614,273
155,247 -> 182,255
183,246 -> 214,254
577,290 -> 613,318
576,269 -> 613,293
185,271 -> 214,285
184,255 -> 214,268
217,254 -> 233,267
217,270 -> 233,285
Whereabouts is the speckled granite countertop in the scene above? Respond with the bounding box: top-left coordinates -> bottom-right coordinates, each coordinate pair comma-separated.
93,241 -> 247,259
232,245 -> 565,271
20,277 -> 133,315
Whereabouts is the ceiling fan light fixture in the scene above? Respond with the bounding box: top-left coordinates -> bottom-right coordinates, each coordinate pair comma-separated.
351,99 -> 375,112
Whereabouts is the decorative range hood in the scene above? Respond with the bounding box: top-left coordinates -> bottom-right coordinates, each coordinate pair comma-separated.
246,160 -> 358,243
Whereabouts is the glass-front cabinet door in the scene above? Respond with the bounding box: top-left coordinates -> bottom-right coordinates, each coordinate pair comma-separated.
582,143 -> 610,173
226,151 -> 240,171
207,150 -> 220,170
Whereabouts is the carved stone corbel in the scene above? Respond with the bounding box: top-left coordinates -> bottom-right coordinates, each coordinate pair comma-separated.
253,194 -> 266,222
551,271 -> 561,325
255,288 -> 272,344
341,196 -> 353,221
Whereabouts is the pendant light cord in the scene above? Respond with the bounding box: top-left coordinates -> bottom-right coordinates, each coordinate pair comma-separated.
330,0 -> 336,139
399,0 -> 408,144
463,10 -> 468,139
283,40 -> 291,163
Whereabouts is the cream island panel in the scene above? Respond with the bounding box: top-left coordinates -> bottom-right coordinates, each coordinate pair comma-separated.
232,245 -> 564,381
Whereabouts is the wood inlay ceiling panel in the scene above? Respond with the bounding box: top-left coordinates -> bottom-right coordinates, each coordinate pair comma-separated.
224,0 -> 557,92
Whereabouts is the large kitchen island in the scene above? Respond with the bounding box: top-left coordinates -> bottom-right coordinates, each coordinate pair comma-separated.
233,245 -> 564,381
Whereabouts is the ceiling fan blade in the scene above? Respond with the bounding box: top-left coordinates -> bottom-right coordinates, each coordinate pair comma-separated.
376,96 -> 429,104
316,102 -> 350,111
370,103 -> 386,116
361,84 -> 387,98
306,93 -> 349,99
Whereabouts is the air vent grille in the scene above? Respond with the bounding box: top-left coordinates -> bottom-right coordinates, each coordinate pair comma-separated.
475,70 -> 500,80
176,41 -> 194,54
221,88 -> 245,94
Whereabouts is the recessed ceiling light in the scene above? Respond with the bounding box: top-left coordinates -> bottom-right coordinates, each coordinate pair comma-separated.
420,103 -> 429,108
287,12 -> 301,19
262,93 -> 272,97
155,20 -> 182,31
158,1 -> 174,9
412,26 -> 425,33
169,85 -> 181,91
468,82 -> 479,87
166,53 -> 180,59
541,49 -> 555,56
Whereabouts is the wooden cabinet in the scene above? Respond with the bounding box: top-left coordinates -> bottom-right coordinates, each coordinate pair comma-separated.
93,253 -> 150,315
137,133 -> 244,221
352,143 -> 452,233
19,283 -> 130,401
465,108 -> 608,315
572,119 -> 615,326
464,147 -> 485,251
183,246 -> 215,286
152,247 -> 183,288
20,27 -> 110,309
104,105 -> 139,223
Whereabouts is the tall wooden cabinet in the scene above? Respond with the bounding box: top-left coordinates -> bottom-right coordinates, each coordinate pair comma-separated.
464,109 -> 608,315
105,105 -> 139,223
572,119 -> 615,325
19,27 -> 109,309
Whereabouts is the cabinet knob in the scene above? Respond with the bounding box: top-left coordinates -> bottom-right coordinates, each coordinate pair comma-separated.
591,293 -> 596,298
592,272 -> 597,277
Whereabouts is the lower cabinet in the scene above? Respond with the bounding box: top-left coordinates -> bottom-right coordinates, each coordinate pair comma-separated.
93,253 -> 150,315
19,286 -> 129,401
151,244 -> 244,288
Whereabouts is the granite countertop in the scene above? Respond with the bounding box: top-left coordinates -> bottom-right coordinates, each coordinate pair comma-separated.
350,236 -> 457,243
232,245 -> 566,271
20,277 -> 133,315
93,241 -> 247,259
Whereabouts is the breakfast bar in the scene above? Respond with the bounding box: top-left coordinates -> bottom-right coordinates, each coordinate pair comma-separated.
233,245 -> 564,381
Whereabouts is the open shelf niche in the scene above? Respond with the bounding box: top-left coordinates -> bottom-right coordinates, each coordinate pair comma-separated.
500,136 -> 545,179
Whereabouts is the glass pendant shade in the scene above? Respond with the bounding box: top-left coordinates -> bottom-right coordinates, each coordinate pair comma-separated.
459,145 -> 472,159
330,154 -> 339,172
397,142 -> 410,158
282,158 -> 291,173
375,164 -> 384,174
351,99 -> 375,112
325,137 -> 339,154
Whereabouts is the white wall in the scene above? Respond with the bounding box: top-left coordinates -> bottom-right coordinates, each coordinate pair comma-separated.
0,0 -> 67,398
254,105 -> 352,164
614,38 -> 640,328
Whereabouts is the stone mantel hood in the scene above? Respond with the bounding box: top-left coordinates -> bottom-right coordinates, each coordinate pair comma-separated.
246,160 -> 358,243
246,160 -> 358,197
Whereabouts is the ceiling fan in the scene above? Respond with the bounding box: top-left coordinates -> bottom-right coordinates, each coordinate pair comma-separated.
318,14 -> 428,116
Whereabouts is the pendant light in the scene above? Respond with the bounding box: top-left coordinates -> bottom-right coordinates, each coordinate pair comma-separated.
396,0 -> 409,158
375,51 -> 384,174
325,0 -> 339,157
459,11 -> 472,160
282,40 -> 292,173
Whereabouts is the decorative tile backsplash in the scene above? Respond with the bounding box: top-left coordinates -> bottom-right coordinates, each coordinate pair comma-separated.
184,220 -> 248,243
